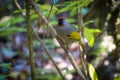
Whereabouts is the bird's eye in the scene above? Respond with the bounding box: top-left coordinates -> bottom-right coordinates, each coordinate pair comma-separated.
67,34 -> 72,39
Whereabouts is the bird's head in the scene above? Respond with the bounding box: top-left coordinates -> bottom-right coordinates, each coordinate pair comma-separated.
58,16 -> 65,25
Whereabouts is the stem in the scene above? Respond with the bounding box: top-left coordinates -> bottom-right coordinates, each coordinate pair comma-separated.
13,0 -> 65,79
13,0 -> 25,16
32,27 -> 66,80
26,0 -> 36,80
56,36 -> 86,80
77,8 -> 84,36
30,0 -> 85,79
30,0 -> 57,37
77,6 -> 88,79
30,1 -> 65,79
47,0 -> 54,20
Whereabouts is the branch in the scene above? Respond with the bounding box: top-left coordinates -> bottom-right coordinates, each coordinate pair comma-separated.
13,0 -> 25,16
30,0 -> 57,37
77,8 -> 84,36
31,26 -> 66,80
13,0 -> 65,79
47,0 -> 54,20
77,3 -> 88,79
56,36 -> 86,80
29,0 -> 85,79
25,0 -> 36,80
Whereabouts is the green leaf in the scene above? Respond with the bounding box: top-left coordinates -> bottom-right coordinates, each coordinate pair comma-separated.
11,16 -> 24,24
0,16 -> 24,28
13,9 -> 26,14
39,4 -> 58,16
57,1 -> 78,14
84,27 -> 94,47
84,27 -> 101,47
0,16 -> 26,37
0,26 -> 26,37
88,63 -> 98,80
57,0 -> 92,14
57,7 -> 69,14
84,20 -> 94,26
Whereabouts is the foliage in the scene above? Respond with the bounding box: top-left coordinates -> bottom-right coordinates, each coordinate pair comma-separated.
88,63 -> 98,80
0,0 -> 119,80
0,16 -> 26,37
84,27 -> 101,47
39,4 -> 58,16
56,0 -> 92,16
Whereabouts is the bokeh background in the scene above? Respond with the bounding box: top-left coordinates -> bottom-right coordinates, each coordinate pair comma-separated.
0,0 -> 120,80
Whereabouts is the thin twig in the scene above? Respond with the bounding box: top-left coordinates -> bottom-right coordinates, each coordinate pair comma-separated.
30,1 -> 66,79
79,44 -> 88,79
25,0 -> 36,80
77,1 -> 88,79
31,26 -> 66,80
77,8 -> 84,37
13,0 -> 25,16
56,36 -> 86,80
30,0 -> 57,37
47,0 -> 54,20
30,0 -> 85,79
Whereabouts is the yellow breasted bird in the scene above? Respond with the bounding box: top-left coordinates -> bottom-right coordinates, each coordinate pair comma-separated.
54,17 -> 83,46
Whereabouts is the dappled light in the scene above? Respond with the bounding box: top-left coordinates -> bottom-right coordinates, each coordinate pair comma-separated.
101,34 -> 116,52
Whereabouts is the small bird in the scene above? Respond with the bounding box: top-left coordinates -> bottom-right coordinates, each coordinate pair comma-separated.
54,17 -> 81,46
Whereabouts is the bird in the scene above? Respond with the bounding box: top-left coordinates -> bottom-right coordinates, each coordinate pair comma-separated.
54,17 -> 82,46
